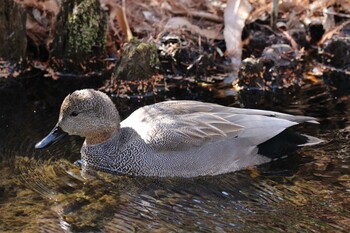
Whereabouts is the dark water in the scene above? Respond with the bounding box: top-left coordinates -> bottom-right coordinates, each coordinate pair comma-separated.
0,78 -> 350,232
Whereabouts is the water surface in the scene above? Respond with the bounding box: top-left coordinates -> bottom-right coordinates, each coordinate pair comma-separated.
0,79 -> 349,232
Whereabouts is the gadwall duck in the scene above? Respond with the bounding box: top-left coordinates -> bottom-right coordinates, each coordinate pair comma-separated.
35,89 -> 322,177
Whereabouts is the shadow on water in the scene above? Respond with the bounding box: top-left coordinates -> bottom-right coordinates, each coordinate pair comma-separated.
0,75 -> 350,232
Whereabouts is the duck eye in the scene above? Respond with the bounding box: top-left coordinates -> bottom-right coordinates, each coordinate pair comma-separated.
70,111 -> 79,117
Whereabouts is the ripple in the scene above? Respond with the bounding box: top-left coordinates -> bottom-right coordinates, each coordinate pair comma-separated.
1,82 -> 350,232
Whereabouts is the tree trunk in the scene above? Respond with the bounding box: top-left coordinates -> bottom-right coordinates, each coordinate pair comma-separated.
0,0 -> 26,62
52,0 -> 107,62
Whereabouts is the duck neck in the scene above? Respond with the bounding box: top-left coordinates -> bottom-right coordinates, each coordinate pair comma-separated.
85,127 -> 119,145
85,108 -> 121,145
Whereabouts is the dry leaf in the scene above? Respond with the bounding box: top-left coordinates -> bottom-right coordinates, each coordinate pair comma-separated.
165,17 -> 223,40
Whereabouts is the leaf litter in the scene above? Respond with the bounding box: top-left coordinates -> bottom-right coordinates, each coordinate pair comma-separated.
0,0 -> 348,98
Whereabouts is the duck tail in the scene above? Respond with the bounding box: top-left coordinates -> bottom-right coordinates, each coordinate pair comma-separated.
299,134 -> 325,146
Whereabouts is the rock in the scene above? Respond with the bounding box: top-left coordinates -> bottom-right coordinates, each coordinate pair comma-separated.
321,38 -> 350,69
113,38 -> 160,81
239,44 -> 302,90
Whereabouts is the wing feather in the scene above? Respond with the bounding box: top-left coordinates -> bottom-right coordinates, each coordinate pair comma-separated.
120,100 -> 317,151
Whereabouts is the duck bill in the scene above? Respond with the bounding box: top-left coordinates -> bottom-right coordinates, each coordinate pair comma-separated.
35,126 -> 68,149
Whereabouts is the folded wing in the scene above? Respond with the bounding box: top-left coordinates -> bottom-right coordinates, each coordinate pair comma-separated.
121,100 -> 318,151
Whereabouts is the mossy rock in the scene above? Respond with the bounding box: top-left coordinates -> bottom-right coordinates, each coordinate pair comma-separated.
113,39 -> 160,81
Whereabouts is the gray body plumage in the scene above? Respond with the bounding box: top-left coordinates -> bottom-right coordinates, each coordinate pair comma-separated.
80,99 -> 320,177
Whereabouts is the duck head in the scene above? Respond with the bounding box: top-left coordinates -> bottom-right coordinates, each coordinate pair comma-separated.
35,89 -> 120,149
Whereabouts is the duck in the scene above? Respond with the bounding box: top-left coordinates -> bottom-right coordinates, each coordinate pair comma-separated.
35,89 -> 322,177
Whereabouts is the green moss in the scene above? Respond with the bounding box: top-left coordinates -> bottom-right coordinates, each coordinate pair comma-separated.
67,0 -> 107,59
114,38 -> 160,80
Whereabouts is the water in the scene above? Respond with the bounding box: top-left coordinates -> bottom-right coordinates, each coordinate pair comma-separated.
0,78 -> 349,232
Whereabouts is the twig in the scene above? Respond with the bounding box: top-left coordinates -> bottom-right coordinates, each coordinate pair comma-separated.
324,9 -> 350,18
167,9 -> 223,23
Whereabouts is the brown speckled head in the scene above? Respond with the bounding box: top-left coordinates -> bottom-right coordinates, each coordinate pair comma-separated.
57,89 -> 120,145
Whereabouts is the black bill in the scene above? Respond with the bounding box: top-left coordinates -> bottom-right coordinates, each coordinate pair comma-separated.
35,126 -> 68,149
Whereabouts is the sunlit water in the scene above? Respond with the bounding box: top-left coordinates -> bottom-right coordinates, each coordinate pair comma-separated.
0,79 -> 349,232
